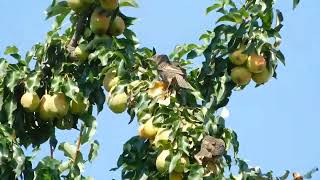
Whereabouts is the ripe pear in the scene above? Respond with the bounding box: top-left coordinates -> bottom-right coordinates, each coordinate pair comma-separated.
74,44 -> 89,62
156,150 -> 170,172
138,119 -> 158,139
247,54 -> 267,73
231,67 -> 252,86
252,68 -> 273,84
51,93 -> 69,118
229,48 -> 248,65
174,156 -> 189,173
68,0 -> 90,12
108,92 -> 128,113
103,69 -> 119,91
70,98 -> 88,115
20,92 -> 40,112
39,94 -> 55,121
108,16 -> 125,36
99,0 -> 119,11
90,9 -> 111,35
169,172 -> 183,180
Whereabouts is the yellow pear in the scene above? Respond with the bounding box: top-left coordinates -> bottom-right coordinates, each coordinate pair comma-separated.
252,68 -> 273,84
230,67 -> 252,86
20,92 -> 40,112
138,119 -> 158,139
156,150 -> 170,172
51,93 -> 69,118
70,98 -> 88,115
247,54 -> 267,73
108,92 -> 128,113
90,9 -> 111,34
39,94 -> 55,121
108,16 -> 126,36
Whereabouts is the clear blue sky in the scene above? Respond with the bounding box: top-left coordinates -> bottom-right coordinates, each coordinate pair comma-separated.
0,0 -> 319,179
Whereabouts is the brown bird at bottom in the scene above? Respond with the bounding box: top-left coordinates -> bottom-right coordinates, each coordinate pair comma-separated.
153,54 -> 193,90
194,135 -> 226,165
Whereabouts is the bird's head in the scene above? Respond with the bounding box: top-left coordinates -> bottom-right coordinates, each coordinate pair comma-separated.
153,54 -> 169,65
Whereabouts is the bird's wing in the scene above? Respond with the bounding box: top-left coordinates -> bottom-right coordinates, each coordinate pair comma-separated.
175,75 -> 193,90
166,63 -> 186,75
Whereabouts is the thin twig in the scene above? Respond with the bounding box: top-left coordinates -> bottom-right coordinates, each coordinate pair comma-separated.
73,124 -> 84,163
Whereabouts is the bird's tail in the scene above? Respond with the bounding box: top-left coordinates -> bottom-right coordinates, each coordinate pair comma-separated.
175,75 -> 194,90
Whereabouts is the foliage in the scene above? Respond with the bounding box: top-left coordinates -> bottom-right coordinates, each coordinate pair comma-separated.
0,0 -> 317,180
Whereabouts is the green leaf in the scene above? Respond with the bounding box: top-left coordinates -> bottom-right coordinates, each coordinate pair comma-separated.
303,167 -> 319,179
4,46 -> 19,55
80,115 -> 97,145
206,4 -> 222,14
45,1 -> 69,19
120,0 -> 139,8
59,142 -> 77,159
293,0 -> 300,9
188,165 -> 204,180
88,140 -> 99,162
25,70 -> 41,92
169,151 -> 182,173
64,78 -> 80,101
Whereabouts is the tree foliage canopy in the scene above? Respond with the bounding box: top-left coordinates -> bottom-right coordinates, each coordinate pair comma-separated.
0,0 -> 318,179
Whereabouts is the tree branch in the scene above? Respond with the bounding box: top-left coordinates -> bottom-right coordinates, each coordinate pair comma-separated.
67,7 -> 94,59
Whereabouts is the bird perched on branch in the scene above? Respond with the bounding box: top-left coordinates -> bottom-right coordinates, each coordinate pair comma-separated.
194,135 -> 226,165
153,54 -> 193,90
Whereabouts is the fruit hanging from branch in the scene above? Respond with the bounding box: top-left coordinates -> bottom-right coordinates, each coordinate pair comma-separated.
230,66 -> 252,86
20,92 -> 40,112
107,92 -> 128,113
90,8 -> 111,35
108,16 -> 126,36
247,54 -> 267,73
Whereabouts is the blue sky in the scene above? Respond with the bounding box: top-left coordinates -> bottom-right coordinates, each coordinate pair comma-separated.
0,0 -> 319,179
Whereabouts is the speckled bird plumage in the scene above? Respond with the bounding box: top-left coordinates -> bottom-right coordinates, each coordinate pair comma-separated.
194,136 -> 226,165
153,54 -> 193,90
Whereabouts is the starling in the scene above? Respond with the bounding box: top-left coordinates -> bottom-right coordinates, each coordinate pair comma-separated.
153,54 -> 193,90
194,135 -> 226,165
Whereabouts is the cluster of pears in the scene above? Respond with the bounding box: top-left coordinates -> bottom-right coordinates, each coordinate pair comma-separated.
137,116 -> 188,180
20,91 -> 88,126
103,69 -> 128,114
68,0 -> 126,63
229,48 -> 273,86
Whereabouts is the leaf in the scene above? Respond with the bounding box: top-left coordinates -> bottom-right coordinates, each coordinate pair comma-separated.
120,0 -> 139,8
88,140 -> 99,162
206,4 -> 222,14
293,0 -> 300,9
4,46 -> 19,55
303,167 -> 319,179
169,151 -> 182,173
64,78 -> 80,101
45,1 -> 69,19
188,165 -> 204,180
80,115 -> 97,145
58,142 -> 77,159
25,70 -> 41,91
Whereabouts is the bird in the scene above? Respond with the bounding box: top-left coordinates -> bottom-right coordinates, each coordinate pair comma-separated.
194,135 -> 226,165
153,54 -> 193,90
